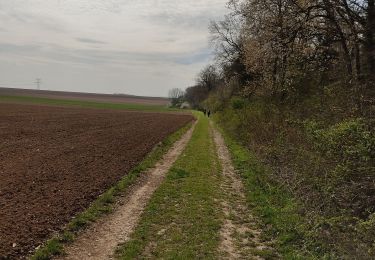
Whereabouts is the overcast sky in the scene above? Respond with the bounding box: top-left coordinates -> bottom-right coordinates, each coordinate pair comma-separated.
0,0 -> 228,97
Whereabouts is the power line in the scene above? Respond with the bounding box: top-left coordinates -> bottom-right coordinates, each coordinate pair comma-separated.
0,83 -> 34,86
0,79 -> 43,89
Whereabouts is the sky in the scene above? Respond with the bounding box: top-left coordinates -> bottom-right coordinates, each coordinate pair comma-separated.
0,0 -> 228,97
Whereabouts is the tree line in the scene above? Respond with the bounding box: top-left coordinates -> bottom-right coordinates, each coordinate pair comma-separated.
176,0 -> 375,258
183,0 -> 374,114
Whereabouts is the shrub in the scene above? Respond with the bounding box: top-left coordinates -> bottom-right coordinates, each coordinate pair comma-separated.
231,97 -> 246,110
306,118 -> 375,217
214,100 -> 375,258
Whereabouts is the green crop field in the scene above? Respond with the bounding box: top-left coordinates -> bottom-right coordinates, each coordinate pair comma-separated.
0,95 -> 177,112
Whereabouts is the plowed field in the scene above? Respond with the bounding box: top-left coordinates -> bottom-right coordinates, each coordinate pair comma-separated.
0,103 -> 193,258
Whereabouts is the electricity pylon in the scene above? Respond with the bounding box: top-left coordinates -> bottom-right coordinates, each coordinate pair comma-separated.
35,78 -> 41,90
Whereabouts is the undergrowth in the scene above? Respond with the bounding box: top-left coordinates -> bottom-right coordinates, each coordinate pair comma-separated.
216,124 -> 317,259
213,97 -> 375,259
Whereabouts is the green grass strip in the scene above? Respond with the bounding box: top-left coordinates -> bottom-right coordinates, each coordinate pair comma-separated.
0,95 -> 176,112
31,122 -> 193,260
215,125 -> 324,259
116,112 -> 222,259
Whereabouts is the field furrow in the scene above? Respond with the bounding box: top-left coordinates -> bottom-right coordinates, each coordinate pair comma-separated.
0,103 -> 193,259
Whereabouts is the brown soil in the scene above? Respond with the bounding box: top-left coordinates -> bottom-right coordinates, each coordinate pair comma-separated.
58,121 -> 196,260
0,103 -> 193,259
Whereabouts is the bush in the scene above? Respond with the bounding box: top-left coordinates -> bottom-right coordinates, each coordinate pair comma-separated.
306,118 -> 375,217
231,97 -> 246,110
214,100 -> 375,258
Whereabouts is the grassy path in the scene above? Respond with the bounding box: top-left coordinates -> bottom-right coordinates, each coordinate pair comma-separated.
116,113 -> 222,259
212,123 -> 276,259
116,114 -> 276,259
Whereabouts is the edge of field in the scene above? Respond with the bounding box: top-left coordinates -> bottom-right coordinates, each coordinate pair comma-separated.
0,95 -> 178,112
30,118 -> 194,260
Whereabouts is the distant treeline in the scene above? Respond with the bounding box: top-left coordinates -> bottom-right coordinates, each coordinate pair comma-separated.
186,0 -> 374,258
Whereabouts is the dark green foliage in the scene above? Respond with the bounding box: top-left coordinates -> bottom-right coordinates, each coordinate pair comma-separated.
167,168 -> 190,180
231,97 -> 246,110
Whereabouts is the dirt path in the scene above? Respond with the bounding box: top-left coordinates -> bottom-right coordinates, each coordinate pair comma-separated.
57,122 -> 196,260
211,123 -> 274,259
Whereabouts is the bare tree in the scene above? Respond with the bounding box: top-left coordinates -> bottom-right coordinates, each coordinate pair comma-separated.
196,65 -> 221,92
168,88 -> 185,107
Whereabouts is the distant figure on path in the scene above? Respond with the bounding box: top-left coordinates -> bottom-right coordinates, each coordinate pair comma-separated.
207,110 -> 211,118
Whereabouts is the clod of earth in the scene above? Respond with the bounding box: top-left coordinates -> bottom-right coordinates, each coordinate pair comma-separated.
0,103 -> 193,259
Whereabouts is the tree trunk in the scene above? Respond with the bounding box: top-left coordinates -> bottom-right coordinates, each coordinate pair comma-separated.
340,0 -> 362,80
354,41 -> 362,81
366,0 -> 375,76
323,0 -> 353,77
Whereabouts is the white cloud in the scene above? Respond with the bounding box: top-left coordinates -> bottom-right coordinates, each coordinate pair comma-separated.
0,0 -> 228,96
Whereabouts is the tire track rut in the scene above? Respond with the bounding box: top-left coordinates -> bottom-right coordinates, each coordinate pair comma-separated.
212,123 -> 274,259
